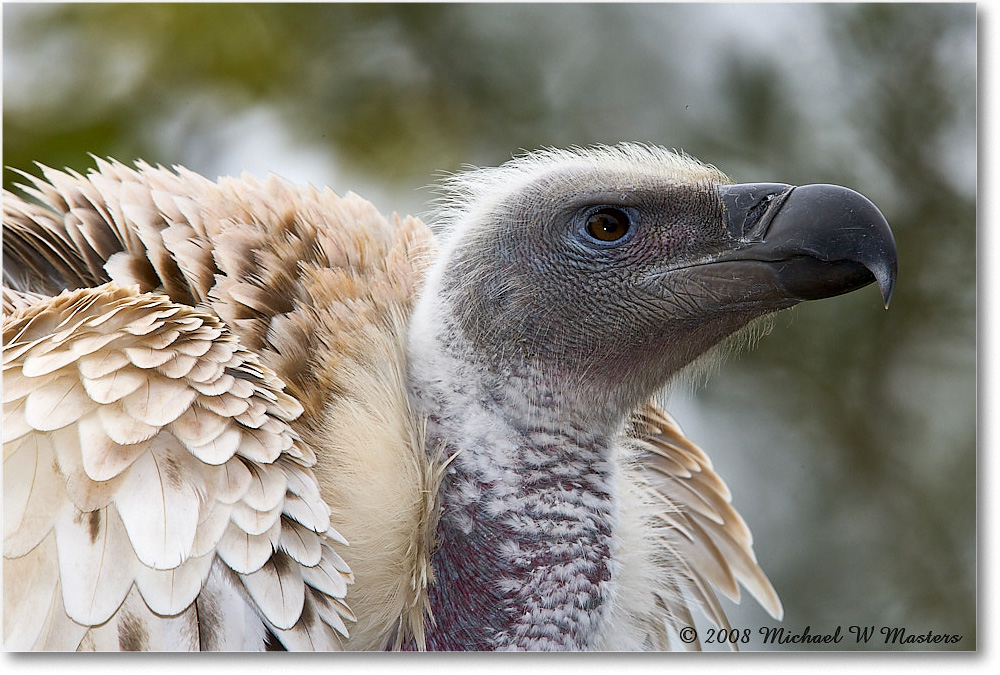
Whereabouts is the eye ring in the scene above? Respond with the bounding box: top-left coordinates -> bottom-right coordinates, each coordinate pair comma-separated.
584,207 -> 632,243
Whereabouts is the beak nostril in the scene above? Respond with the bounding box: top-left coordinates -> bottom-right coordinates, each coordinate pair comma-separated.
719,183 -> 794,241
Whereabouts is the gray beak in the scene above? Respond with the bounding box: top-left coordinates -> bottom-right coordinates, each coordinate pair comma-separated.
718,183 -> 898,308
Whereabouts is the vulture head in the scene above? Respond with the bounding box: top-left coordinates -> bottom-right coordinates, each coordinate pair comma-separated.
411,144 -> 895,426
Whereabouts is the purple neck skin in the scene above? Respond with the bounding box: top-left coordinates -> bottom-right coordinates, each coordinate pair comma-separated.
406,415 -> 618,651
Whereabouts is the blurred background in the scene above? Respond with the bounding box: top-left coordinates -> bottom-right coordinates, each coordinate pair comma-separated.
3,2 -> 976,651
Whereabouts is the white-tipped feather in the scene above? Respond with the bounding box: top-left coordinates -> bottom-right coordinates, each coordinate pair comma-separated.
134,552 -> 215,616
239,553 -> 306,631
632,405 -> 783,623
81,365 -> 147,404
76,414 -> 146,481
280,519 -> 324,567
230,501 -> 284,537
215,520 -> 282,576
23,376 -> 93,430
113,436 -> 203,569
3,533 -> 61,650
4,435 -> 68,559
187,424 -> 243,464
77,349 -> 131,379
97,403 -> 160,445
52,425 -> 125,512
170,406 -> 230,448
239,462 -> 288,513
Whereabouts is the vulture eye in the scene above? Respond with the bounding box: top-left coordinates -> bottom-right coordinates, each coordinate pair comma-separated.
585,207 -> 632,243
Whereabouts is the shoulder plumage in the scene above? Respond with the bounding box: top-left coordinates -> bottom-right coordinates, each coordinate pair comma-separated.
3,160 -> 439,650
4,159 -> 436,419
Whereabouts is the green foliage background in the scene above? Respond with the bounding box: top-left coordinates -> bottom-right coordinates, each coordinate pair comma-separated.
3,2 -> 976,650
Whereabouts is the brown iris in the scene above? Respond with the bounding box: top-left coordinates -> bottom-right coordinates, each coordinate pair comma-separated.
585,207 -> 631,242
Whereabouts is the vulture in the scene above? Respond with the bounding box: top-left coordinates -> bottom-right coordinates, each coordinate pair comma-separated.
1,144 -> 896,651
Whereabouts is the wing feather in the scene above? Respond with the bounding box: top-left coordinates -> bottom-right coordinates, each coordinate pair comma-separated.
205,456 -> 254,504
51,424 -> 127,511
230,500 -> 284,537
279,518 -> 324,567
2,532 -> 61,650
215,520 -> 282,575
300,543 -> 352,599
630,401 -> 783,627
53,503 -> 140,625
97,403 -> 160,445
112,435 -> 203,569
190,501 -> 234,559
76,413 -> 147,481
134,552 -> 215,616
239,552 -> 305,631
187,423 -> 245,465
77,348 -> 131,379
3,285 -> 351,650
23,375 -> 95,430
80,364 -> 147,404
4,433 -> 70,558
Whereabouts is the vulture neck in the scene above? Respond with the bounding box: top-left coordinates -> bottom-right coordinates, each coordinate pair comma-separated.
407,303 -> 622,651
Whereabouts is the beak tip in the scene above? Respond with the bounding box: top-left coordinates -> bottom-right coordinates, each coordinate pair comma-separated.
876,264 -> 896,309
871,235 -> 898,310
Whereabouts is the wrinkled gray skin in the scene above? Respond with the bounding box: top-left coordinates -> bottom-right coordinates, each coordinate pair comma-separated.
446,170 -> 752,416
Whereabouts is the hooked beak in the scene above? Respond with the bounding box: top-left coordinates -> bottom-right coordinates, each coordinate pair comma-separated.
718,182 -> 898,308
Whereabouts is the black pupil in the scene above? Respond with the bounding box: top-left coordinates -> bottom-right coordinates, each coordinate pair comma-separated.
587,208 -> 630,242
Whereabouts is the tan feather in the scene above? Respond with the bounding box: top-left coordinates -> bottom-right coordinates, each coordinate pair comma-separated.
279,518 -> 324,567
80,365 -> 147,404
23,376 -> 95,430
113,434 -> 203,568
2,533 -> 61,650
215,520 -> 281,575
134,551 -> 215,616
4,434 -> 68,558
74,413 -> 149,483
53,504 -> 139,625
97,402 -> 161,445
76,348 -> 131,379
2,401 -> 34,445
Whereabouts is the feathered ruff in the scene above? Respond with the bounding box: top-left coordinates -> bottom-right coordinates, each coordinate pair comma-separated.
309,306 -> 449,650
